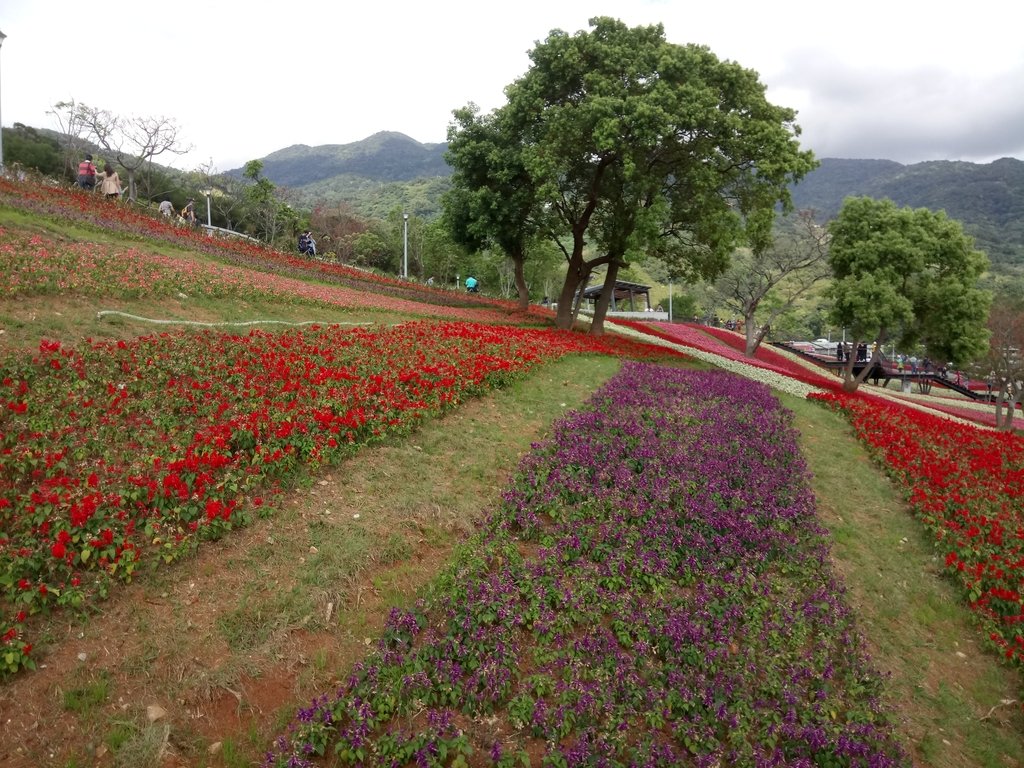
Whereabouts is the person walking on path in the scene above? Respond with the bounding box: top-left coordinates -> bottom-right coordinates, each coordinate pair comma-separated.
77,153 -> 97,190
97,163 -> 122,200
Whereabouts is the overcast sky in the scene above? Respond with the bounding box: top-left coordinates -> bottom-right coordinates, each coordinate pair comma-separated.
2,0 -> 1022,172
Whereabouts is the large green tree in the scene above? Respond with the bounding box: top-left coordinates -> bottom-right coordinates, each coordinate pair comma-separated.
443,105 -> 539,310
827,197 -> 991,392
420,219 -> 470,287
242,160 -> 297,245
446,17 -> 815,333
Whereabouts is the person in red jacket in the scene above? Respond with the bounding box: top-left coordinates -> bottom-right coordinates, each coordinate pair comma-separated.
77,153 -> 97,190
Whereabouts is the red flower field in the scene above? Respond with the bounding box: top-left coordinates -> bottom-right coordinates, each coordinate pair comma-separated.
0,320 -> 681,675
810,391 -> 1024,664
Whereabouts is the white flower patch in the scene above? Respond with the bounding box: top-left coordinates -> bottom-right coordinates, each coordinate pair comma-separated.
607,322 -> 822,399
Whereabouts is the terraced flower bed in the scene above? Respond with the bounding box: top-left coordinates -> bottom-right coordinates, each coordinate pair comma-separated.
0,321 -> 679,676
0,225 -> 539,325
265,363 -> 907,767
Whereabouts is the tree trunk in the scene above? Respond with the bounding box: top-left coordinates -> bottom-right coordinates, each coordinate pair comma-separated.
744,314 -> 758,356
513,256 -> 529,311
570,265 -> 593,329
841,332 -> 888,393
997,383 -> 1022,431
555,249 -> 589,329
125,169 -> 137,202
841,342 -> 881,393
555,267 -> 583,330
841,343 -> 860,393
748,323 -> 771,357
589,262 -> 621,336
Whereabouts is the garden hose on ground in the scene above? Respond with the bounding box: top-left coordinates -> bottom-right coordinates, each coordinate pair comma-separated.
95,310 -> 373,328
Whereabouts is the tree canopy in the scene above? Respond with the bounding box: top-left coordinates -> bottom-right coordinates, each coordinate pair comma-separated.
827,196 -> 991,391
443,105 -> 539,309
444,16 -> 816,332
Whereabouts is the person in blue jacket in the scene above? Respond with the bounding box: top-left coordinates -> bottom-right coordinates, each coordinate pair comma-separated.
465,276 -> 479,293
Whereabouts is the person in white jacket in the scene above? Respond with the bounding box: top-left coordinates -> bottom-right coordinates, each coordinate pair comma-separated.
98,163 -> 122,200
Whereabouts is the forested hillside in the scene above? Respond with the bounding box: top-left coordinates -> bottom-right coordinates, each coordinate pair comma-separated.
789,157 -> 1024,269
237,131 -> 451,217
6,122 -> 1021,271
246,136 -> 1024,271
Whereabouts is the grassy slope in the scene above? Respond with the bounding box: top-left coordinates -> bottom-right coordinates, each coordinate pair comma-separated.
785,395 -> 1024,768
0,204 -> 1020,767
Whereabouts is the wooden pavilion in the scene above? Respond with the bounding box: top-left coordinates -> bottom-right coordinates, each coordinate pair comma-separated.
578,280 -> 654,313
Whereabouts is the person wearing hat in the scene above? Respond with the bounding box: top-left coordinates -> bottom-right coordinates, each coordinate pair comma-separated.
77,153 -> 97,190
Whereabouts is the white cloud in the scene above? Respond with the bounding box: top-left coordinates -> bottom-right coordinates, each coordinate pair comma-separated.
2,0 -> 1022,171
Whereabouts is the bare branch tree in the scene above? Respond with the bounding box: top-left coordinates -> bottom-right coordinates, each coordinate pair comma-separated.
47,100 -> 92,181
711,209 -> 832,355
54,101 -> 191,200
986,296 -> 1024,431
114,113 -> 190,200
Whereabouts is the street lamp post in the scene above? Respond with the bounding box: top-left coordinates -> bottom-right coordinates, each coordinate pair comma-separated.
0,30 -> 7,176
402,213 -> 409,279
205,190 -> 212,227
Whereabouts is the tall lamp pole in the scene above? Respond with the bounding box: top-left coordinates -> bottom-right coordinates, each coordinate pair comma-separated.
205,190 -> 212,227
402,213 -> 409,279
0,30 -> 7,175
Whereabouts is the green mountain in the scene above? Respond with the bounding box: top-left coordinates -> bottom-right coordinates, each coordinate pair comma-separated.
240,131 -> 451,218
244,134 -> 1024,270
259,131 -> 449,185
789,157 -> 1024,269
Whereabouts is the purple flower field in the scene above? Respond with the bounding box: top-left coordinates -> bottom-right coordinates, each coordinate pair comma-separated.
264,362 -> 907,767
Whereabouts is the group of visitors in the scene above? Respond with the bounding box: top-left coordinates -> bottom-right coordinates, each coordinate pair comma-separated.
76,153 -> 122,200
688,315 -> 744,330
891,355 -> 978,389
79,152 -> 203,228
153,196 -> 201,229
893,354 -> 929,374
824,340 -> 989,394
156,197 -> 198,226
835,343 -> 871,363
